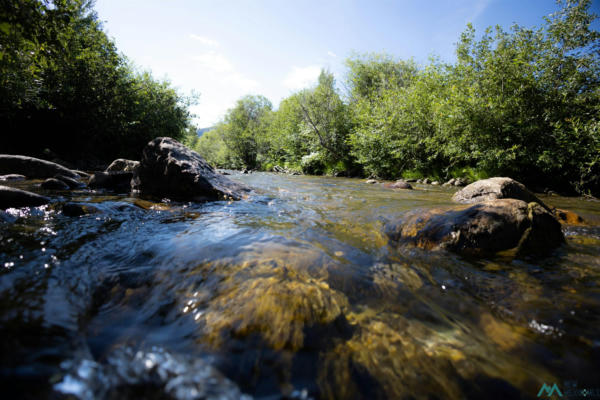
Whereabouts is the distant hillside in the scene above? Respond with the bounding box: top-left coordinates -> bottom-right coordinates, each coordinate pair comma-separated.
197,127 -> 214,137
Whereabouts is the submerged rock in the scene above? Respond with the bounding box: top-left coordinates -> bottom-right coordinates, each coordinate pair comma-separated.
0,185 -> 50,209
452,177 -> 546,208
554,208 -> 585,225
105,158 -> 140,173
132,137 -> 251,201
88,171 -> 133,193
385,199 -> 564,257
0,154 -> 79,179
41,178 -> 69,190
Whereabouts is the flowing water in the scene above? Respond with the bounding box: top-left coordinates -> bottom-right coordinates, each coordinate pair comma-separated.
1,172 -> 599,399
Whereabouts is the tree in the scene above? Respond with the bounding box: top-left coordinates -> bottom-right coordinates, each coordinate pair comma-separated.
220,95 -> 272,169
297,70 -> 350,166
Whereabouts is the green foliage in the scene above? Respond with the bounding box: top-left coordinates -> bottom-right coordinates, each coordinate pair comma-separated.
346,0 -> 600,193
300,152 -> 325,175
1,0 -> 194,163
195,95 -> 272,169
296,70 -> 351,166
195,126 -> 231,167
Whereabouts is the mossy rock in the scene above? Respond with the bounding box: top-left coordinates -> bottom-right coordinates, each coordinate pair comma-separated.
385,199 -> 564,257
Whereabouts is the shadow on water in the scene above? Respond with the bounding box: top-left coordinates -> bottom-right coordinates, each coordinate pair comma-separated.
1,172 -> 599,399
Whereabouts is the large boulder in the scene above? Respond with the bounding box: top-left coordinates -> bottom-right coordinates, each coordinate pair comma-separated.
0,185 -> 50,209
132,137 -> 251,201
385,199 -> 564,257
0,155 -> 79,179
105,158 -> 140,173
452,177 -> 547,208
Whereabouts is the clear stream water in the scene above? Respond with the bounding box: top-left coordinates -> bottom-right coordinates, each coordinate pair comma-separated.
1,172 -> 599,399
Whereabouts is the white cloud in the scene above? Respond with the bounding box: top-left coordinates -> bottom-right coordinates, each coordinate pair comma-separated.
327,51 -> 337,58
188,50 -> 260,126
283,65 -> 321,90
193,51 -> 234,72
189,34 -> 219,47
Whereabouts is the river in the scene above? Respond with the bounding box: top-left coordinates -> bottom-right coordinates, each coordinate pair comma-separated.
1,172 -> 599,399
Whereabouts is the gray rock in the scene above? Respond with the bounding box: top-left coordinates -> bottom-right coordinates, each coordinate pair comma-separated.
366,179 -> 378,184
41,178 -> 69,190
132,137 -> 251,201
89,171 -> 133,193
105,158 -> 140,173
443,178 -> 456,187
431,181 -> 440,185
0,174 -> 26,181
385,198 -> 564,257
451,177 -> 548,210
0,154 -> 79,179
423,178 -> 432,184
0,185 -> 50,209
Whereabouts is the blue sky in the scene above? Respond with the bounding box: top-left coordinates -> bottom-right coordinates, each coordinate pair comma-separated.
94,0 -> 598,127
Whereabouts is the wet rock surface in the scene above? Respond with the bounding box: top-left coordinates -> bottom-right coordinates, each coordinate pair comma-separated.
385,198 -> 565,257
0,185 -> 50,209
0,154 -> 79,179
132,137 -> 251,201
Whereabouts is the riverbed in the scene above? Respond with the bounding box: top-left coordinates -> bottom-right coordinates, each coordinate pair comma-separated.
1,172 -> 599,399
